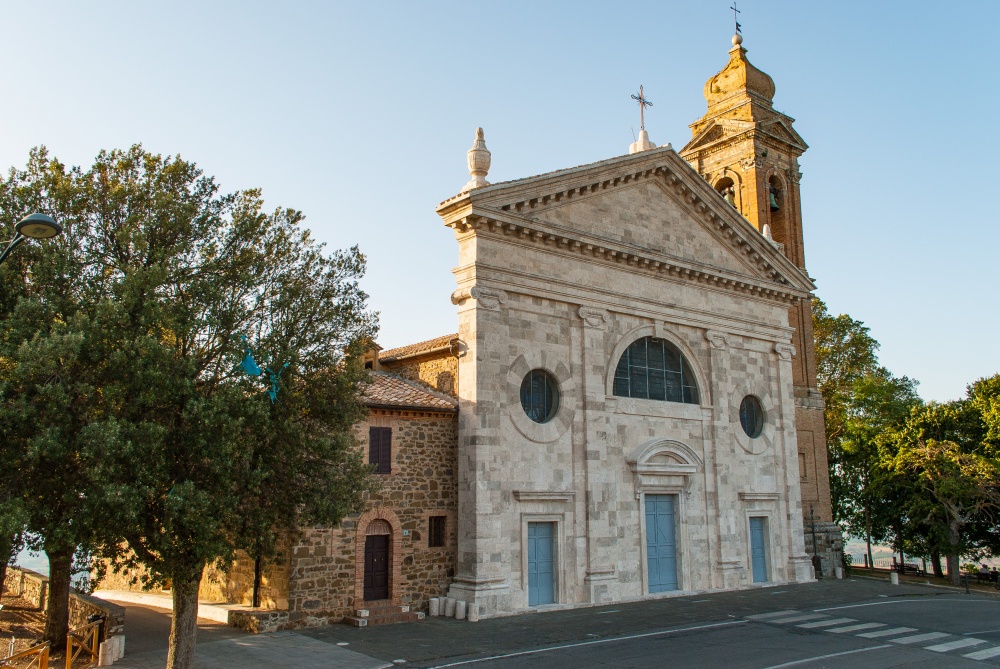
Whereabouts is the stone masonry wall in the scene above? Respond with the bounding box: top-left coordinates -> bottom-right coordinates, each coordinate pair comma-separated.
382,353 -> 459,398
285,411 -> 458,627
97,548 -> 289,609
5,567 -> 124,640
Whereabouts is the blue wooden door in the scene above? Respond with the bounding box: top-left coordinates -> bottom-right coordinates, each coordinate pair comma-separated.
527,522 -> 555,605
750,517 -> 769,583
645,495 -> 678,592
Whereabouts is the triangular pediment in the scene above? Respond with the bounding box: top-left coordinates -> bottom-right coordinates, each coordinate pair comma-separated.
760,118 -> 808,151
436,147 -> 814,298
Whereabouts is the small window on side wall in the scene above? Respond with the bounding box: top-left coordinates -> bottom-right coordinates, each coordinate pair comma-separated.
369,426 -> 392,474
428,516 -> 446,548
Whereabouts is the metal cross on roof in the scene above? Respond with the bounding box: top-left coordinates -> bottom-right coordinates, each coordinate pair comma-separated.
731,2 -> 742,35
631,85 -> 653,131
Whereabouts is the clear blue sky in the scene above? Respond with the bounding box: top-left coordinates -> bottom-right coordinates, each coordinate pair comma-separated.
1,1 -> 995,403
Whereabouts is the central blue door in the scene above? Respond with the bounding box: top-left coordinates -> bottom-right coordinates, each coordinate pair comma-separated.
645,495 -> 678,592
750,517 -> 769,583
528,522 -> 555,605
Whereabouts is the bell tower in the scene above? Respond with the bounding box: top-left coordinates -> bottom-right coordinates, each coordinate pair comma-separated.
680,33 -> 841,576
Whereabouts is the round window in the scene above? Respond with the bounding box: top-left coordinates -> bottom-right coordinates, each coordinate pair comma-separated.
739,396 -> 764,438
520,369 -> 559,424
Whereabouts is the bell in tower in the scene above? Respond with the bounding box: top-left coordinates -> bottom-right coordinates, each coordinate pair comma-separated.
769,185 -> 780,212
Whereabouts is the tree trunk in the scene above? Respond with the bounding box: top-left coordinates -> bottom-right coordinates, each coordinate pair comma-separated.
947,520 -> 962,587
931,550 -> 944,578
0,560 -> 8,596
166,571 -> 202,669
865,505 -> 873,571
44,548 -> 73,651
947,553 -> 961,586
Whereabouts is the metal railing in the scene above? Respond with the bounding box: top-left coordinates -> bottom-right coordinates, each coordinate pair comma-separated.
1,642 -> 50,669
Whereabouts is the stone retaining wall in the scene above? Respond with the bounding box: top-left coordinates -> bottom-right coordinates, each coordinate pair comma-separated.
4,566 -> 125,641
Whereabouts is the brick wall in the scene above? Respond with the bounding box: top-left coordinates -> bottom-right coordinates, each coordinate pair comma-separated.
285,411 -> 458,627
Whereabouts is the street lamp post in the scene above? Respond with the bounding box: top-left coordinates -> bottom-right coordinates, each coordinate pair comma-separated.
0,213 -> 63,264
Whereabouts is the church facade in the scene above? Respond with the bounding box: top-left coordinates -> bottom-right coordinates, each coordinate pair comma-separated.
432,32 -> 839,618
100,33 -> 841,628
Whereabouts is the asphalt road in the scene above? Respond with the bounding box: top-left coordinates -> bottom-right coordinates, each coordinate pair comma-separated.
299,577 -> 1000,668
120,604 -> 247,655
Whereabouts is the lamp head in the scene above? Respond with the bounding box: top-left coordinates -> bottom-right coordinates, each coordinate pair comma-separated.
15,213 -> 62,239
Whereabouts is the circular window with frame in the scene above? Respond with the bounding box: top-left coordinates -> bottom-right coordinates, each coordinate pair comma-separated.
739,395 -> 765,439
520,369 -> 559,424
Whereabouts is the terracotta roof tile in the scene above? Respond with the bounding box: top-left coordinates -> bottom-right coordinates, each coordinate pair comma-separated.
379,334 -> 458,363
362,372 -> 457,412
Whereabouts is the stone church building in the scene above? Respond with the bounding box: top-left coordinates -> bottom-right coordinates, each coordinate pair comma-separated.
101,32 -> 842,628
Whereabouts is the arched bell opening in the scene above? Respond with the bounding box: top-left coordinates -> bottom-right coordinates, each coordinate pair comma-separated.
766,175 -> 789,248
714,176 -> 738,212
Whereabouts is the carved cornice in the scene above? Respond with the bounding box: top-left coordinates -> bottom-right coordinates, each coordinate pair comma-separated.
738,492 -> 780,501
513,491 -> 576,503
447,213 -> 805,305
578,306 -> 610,329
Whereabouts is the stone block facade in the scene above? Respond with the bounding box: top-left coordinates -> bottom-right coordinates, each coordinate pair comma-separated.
438,147 -> 816,617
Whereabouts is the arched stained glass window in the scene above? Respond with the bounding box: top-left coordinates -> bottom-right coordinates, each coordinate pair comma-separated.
612,337 -> 699,404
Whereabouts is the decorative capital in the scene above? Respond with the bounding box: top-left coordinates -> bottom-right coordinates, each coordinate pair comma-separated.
774,343 -> 796,360
470,286 -> 507,311
785,168 -> 802,184
451,285 -> 508,311
740,155 -> 765,171
578,306 -> 610,329
705,330 -> 731,350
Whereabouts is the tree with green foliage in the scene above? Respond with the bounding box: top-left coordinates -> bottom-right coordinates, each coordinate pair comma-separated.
0,151 -> 116,649
0,146 -> 379,669
836,367 -> 920,569
889,437 -> 1000,585
811,298 -> 919,555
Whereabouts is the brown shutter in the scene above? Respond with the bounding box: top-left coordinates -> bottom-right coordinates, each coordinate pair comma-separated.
369,426 -> 381,470
379,428 -> 392,474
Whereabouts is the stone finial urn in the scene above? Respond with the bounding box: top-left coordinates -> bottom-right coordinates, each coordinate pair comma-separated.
463,127 -> 491,191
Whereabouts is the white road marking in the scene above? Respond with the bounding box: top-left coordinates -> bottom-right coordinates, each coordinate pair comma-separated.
826,622 -> 886,634
422,620 -> 748,668
924,638 -> 987,652
856,627 -> 918,638
816,598 -> 989,612
756,645 -> 892,669
890,631 -> 951,645
796,617 -> 856,629
745,610 -> 800,621
767,614 -> 828,624
964,646 -> 1000,660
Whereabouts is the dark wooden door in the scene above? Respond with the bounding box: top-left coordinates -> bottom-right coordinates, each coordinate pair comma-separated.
364,535 -> 390,601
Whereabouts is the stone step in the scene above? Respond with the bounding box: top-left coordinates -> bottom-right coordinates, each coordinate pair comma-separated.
344,610 -> 423,627
354,604 -> 410,617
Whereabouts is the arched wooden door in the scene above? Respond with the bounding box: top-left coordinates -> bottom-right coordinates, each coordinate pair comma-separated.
364,519 -> 391,601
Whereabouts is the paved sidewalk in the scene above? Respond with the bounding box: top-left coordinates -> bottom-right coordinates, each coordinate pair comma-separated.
113,631 -> 391,669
